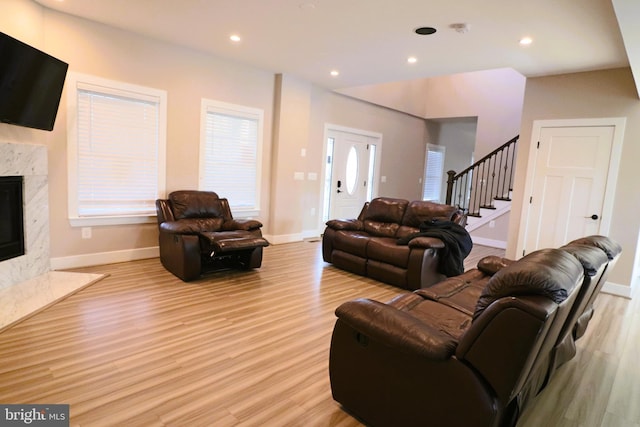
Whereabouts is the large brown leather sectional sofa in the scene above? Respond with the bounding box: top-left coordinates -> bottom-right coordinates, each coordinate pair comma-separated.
329,235 -> 621,427
322,197 -> 468,290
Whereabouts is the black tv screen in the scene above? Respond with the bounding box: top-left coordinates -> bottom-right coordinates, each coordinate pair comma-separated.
0,32 -> 68,131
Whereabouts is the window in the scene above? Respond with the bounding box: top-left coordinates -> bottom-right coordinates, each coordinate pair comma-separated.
67,73 -> 167,226
422,144 -> 446,202
345,145 -> 358,195
199,99 -> 263,217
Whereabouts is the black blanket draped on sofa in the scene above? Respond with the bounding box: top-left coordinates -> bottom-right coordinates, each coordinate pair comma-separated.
397,219 -> 473,277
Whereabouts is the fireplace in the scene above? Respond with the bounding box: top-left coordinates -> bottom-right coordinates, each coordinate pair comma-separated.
0,176 -> 25,262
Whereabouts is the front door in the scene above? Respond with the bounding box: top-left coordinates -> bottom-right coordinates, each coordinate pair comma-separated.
523,124 -> 619,254
324,129 -> 379,221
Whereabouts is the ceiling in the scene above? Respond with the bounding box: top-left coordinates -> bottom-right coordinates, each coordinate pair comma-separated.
35,0 -> 637,92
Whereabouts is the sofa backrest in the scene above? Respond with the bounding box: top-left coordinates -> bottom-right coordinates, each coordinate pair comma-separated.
456,248 -> 584,407
168,190 -> 232,221
567,235 -> 622,262
563,235 -> 622,339
557,243 -> 609,331
362,197 -> 408,237
401,200 -> 465,228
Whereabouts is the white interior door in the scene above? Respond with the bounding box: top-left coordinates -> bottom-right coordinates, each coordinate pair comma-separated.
325,129 -> 378,220
523,125 -> 615,254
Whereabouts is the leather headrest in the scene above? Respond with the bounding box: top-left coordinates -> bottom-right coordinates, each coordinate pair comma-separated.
363,197 -> 408,223
473,248 -> 583,320
169,190 -> 223,219
565,235 -> 622,261
402,200 -> 458,227
559,244 -> 609,277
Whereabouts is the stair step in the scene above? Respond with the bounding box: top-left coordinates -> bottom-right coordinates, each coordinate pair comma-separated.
480,205 -> 496,210
494,197 -> 512,202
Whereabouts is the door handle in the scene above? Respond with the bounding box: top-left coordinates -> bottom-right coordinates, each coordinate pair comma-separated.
585,214 -> 599,220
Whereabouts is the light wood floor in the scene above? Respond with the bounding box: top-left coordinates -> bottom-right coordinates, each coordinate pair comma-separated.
0,242 -> 636,426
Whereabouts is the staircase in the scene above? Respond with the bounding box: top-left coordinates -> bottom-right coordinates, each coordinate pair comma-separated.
445,135 -> 519,236
464,193 -> 511,232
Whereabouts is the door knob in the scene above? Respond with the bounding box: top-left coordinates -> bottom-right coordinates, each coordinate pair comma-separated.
586,214 -> 599,220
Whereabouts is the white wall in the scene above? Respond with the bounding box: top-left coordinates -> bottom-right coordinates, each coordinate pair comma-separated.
508,67 -> 640,293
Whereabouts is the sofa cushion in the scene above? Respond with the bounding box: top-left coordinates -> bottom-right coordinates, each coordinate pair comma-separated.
362,197 -> 408,223
367,237 -> 410,268
416,269 -> 490,316
398,298 -> 473,340
332,231 -> 370,258
473,248 -> 583,320
360,197 -> 408,237
401,200 -> 459,227
363,220 -> 400,237
169,190 -> 226,220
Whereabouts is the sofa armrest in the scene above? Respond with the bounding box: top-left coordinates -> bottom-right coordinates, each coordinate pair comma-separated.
222,219 -> 263,231
326,218 -> 363,231
158,232 -> 201,281
407,236 -> 445,250
335,298 -> 457,360
159,218 -> 224,234
477,255 -> 515,275
155,199 -> 174,224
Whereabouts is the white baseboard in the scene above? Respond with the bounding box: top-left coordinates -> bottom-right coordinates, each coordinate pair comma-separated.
470,236 -> 507,249
264,233 -> 304,245
301,229 -> 321,240
602,281 -> 634,299
49,232 -> 318,270
50,246 -> 159,270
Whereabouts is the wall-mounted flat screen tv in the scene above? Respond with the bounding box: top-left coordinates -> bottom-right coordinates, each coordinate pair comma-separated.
0,32 -> 68,131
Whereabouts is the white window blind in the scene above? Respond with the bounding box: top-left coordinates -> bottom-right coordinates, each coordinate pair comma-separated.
200,99 -> 263,215
422,144 -> 446,202
67,73 -> 166,225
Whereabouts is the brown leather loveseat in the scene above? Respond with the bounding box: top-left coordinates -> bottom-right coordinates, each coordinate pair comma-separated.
155,190 -> 269,281
322,197 -> 468,290
329,235 -> 620,427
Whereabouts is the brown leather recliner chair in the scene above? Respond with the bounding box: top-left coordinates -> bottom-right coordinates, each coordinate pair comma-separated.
155,190 -> 269,281
329,248 -> 586,427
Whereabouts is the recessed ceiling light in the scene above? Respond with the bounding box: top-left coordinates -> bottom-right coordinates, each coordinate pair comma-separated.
407,57 -> 417,64
415,27 -> 437,35
230,34 -> 241,43
520,37 -> 533,46
330,70 -> 340,77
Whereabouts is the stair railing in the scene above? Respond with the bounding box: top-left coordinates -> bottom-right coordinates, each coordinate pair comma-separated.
445,135 -> 519,216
